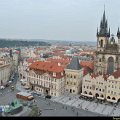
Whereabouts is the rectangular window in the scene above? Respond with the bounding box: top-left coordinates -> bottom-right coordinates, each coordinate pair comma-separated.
53,72 -> 56,77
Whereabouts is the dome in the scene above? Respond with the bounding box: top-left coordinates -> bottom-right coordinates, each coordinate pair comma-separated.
66,49 -> 74,54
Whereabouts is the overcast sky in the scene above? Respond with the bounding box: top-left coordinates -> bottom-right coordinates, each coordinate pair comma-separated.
0,0 -> 120,41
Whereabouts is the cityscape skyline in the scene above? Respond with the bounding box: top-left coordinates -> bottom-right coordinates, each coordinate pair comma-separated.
0,0 -> 120,41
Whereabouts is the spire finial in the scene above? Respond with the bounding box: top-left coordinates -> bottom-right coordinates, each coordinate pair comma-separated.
118,27 -> 120,32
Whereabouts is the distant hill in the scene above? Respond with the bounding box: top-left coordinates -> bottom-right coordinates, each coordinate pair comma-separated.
0,39 -> 51,48
39,39 -> 96,46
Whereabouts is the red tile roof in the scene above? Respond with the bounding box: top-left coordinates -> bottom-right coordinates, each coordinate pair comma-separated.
80,61 -> 94,70
113,69 -> 120,78
46,58 -> 70,68
29,61 -> 64,73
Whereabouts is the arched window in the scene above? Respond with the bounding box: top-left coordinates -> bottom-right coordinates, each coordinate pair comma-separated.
100,94 -> 104,98
100,39 -> 103,47
95,93 -> 99,97
89,92 -> 92,95
107,57 -> 114,74
107,96 -> 110,99
112,97 -> 116,100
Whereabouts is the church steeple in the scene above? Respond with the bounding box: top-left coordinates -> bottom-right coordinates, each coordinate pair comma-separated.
117,27 -> 120,38
97,7 -> 109,37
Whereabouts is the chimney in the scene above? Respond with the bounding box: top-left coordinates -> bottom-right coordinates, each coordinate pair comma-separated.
58,63 -> 61,66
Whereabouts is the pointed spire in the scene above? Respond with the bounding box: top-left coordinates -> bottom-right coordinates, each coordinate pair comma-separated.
109,27 -> 110,34
117,27 -> 120,33
117,27 -> 120,38
103,6 -> 106,23
97,6 -> 109,37
97,27 -> 99,36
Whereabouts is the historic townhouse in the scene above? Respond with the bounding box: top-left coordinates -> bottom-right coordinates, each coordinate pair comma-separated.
26,61 -> 65,97
82,69 -> 120,103
0,58 -> 11,86
81,73 -> 107,100
65,57 -> 83,94
106,69 -> 120,103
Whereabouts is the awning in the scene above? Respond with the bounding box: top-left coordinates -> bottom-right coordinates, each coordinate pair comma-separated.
106,99 -> 117,103
81,93 -> 93,98
97,96 -> 104,100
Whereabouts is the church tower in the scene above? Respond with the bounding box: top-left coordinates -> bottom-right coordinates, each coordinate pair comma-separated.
96,9 -> 110,52
94,9 -> 120,75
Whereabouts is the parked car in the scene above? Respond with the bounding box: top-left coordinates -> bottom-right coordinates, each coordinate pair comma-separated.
45,95 -> 51,99
11,86 -> 15,91
0,86 -> 5,89
5,83 -> 10,87
8,81 -> 12,84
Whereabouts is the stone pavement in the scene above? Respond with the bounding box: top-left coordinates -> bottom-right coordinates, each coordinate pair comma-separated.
52,93 -> 120,116
16,80 -> 120,116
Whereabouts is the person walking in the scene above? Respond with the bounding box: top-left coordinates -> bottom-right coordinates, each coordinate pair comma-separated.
76,112 -> 78,116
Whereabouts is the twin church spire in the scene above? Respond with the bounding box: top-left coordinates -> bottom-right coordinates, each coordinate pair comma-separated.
97,7 -> 120,38
97,9 -> 110,37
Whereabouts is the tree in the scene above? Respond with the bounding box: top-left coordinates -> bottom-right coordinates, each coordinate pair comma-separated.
29,106 -> 41,117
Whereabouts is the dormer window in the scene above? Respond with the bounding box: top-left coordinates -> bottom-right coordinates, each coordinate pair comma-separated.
53,72 -> 56,77
61,72 -> 63,76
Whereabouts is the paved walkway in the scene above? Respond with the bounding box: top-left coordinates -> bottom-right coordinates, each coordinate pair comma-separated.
52,94 -> 120,116
16,80 -> 120,116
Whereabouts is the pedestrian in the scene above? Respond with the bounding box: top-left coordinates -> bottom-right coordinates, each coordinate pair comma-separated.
76,112 -> 78,116
66,106 -> 67,110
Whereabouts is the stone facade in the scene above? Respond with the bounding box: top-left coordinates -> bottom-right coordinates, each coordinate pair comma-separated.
94,10 -> 120,75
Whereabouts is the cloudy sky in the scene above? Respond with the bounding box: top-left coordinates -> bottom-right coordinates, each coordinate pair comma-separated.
0,0 -> 120,41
